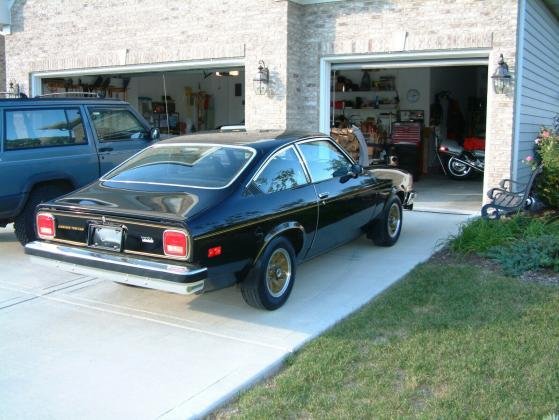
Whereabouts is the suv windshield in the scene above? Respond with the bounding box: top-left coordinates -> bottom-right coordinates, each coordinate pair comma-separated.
102,143 -> 255,188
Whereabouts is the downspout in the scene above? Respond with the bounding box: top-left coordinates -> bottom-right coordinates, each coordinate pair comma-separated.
511,0 -> 526,181
0,0 -> 15,35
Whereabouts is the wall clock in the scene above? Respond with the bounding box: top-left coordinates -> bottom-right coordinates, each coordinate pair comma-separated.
406,88 -> 420,103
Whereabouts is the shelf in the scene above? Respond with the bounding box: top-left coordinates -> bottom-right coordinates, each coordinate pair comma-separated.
333,90 -> 396,95
335,106 -> 397,111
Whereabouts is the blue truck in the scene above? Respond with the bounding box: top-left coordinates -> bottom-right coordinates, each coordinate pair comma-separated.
0,97 -> 159,245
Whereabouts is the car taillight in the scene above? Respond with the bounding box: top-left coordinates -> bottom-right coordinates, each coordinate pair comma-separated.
36,213 -> 56,239
163,230 -> 188,258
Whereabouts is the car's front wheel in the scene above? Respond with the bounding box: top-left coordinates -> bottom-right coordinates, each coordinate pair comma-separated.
368,195 -> 402,247
241,236 -> 296,310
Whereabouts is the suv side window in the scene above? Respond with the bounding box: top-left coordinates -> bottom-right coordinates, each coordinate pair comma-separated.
4,108 -> 87,150
88,108 -> 148,142
297,140 -> 352,183
253,146 -> 308,194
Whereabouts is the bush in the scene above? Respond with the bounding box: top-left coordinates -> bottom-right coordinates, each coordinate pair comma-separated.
485,234 -> 559,276
534,127 -> 559,208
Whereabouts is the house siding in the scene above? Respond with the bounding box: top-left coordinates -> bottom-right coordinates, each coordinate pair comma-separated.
515,0 -> 559,183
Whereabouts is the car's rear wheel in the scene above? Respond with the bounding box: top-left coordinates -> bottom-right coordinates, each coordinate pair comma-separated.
14,184 -> 68,245
241,236 -> 296,310
368,195 -> 402,247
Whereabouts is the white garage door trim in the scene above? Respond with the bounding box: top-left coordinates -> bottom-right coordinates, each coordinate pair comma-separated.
30,58 -> 245,96
319,49 -> 490,133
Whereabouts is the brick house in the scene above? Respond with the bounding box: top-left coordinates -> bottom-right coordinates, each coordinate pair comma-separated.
0,0 -> 558,200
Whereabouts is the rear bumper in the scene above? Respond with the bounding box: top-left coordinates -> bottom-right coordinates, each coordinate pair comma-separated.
25,241 -> 207,295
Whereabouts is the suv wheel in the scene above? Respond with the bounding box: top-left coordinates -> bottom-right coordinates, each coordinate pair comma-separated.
14,185 -> 68,245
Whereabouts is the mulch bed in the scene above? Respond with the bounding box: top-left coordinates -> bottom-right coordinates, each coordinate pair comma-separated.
430,247 -> 559,287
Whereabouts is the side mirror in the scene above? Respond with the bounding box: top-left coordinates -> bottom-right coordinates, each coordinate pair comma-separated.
150,127 -> 160,141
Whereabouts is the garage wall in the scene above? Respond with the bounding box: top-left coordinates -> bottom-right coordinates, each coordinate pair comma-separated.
294,0 -> 520,195
514,0 -> 559,183
126,72 -> 244,130
5,0 -> 288,130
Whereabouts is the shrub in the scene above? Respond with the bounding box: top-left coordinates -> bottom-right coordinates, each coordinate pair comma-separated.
485,234 -> 559,276
534,127 -> 559,208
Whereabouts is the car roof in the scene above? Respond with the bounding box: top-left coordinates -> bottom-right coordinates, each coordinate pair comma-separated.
0,98 -> 129,106
158,130 -> 328,153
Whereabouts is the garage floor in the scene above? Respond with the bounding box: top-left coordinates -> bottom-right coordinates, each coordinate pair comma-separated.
0,211 -> 468,419
413,173 -> 483,214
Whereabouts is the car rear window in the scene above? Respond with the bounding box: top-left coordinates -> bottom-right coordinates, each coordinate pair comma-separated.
102,143 -> 255,188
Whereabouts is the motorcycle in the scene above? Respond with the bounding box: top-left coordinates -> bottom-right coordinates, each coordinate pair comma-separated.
435,134 -> 485,179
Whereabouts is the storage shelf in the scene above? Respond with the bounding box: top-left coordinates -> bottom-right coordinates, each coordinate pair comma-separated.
333,90 -> 396,95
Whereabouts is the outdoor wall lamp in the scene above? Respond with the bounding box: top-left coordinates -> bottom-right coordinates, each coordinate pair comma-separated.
253,60 -> 269,95
491,54 -> 512,94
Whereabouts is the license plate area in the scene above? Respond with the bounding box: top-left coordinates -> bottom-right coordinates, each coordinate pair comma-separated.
88,224 -> 124,251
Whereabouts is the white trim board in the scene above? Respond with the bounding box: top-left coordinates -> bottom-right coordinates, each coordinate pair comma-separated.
30,58 -> 245,96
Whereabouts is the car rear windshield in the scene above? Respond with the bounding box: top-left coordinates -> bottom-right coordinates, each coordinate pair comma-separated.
102,143 -> 255,188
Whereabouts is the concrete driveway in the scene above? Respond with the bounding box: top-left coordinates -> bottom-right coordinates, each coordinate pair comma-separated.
0,211 -> 468,419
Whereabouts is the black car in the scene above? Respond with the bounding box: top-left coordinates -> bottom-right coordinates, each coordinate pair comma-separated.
25,131 -> 403,310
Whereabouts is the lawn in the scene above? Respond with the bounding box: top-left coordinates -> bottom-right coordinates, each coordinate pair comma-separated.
213,247 -> 559,417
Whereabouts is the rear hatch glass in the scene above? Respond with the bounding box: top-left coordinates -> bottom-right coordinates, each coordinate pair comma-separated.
102,143 -> 255,189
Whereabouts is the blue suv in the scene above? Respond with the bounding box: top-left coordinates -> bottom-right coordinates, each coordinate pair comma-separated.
0,97 -> 159,245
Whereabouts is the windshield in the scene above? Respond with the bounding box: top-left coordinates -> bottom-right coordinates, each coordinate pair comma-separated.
102,143 -> 255,188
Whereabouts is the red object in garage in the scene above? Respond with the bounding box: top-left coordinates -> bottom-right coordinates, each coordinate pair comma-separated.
463,137 -> 485,151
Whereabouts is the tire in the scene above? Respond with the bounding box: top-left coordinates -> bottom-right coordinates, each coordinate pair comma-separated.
241,236 -> 296,310
447,157 -> 472,180
14,185 -> 68,245
368,195 -> 402,247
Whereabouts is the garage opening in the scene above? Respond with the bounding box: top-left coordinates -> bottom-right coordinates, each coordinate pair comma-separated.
328,62 -> 488,214
39,67 -> 245,135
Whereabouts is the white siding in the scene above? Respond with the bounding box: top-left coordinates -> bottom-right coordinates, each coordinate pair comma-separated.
514,0 -> 559,183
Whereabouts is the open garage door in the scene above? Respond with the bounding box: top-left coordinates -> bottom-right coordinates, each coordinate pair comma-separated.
32,60 -> 245,135
321,51 -> 490,214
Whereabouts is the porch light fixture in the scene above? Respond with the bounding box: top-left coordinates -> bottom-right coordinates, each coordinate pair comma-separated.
253,60 -> 269,95
491,54 -> 512,94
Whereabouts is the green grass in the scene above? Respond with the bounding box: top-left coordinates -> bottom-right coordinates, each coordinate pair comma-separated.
215,262 -> 559,419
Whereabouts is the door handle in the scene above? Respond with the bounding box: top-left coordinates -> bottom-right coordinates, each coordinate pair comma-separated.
98,147 -> 113,152
318,192 -> 329,199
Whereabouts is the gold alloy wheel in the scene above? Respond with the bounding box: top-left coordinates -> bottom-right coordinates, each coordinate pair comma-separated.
265,248 -> 292,298
387,203 -> 401,238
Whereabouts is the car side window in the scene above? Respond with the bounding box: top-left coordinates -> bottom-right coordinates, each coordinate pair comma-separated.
4,108 -> 87,150
297,140 -> 352,183
253,146 -> 308,194
88,108 -> 148,142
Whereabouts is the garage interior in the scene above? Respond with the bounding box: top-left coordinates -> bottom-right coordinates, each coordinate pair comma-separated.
330,64 -> 488,213
40,67 -> 245,135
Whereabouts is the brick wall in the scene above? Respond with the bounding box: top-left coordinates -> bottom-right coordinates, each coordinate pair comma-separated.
5,0 -> 521,191
5,0 -> 290,130
293,0 -> 520,191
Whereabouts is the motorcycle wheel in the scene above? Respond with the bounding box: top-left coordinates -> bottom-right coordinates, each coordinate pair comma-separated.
447,157 -> 472,180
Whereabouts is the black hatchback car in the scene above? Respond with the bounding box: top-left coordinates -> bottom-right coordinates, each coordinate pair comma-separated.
25,131 -> 403,310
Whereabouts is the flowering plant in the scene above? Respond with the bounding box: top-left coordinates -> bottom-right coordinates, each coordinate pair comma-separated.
533,122 -> 559,208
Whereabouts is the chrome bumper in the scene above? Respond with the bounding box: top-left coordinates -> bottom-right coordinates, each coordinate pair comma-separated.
25,241 -> 207,295
404,190 -> 416,210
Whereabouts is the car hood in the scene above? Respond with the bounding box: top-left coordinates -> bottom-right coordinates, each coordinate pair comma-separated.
51,180 -> 227,221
